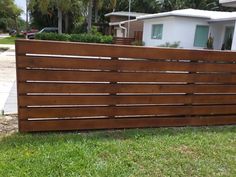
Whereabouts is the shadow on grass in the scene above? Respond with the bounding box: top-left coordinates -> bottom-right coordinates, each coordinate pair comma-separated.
1,126 -> 235,148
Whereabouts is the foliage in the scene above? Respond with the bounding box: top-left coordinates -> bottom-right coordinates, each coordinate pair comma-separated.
28,0 -> 234,35
70,33 -> 113,43
114,0 -> 161,13
0,0 -> 23,32
207,34 -> 214,49
0,126 -> 235,176
35,33 -> 70,41
29,0 -> 87,33
35,32 -> 113,44
89,26 -> 102,35
159,41 -> 181,48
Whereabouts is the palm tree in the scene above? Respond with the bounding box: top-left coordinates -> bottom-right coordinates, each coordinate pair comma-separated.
85,0 -> 117,32
29,0 -> 72,34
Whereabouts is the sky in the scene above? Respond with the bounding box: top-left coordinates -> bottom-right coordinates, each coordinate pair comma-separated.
15,0 -> 26,20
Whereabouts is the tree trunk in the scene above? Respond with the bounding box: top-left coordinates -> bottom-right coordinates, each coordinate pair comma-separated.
65,13 -> 69,33
94,0 -> 98,23
87,0 -> 93,32
58,9 -> 63,34
14,17 -> 19,34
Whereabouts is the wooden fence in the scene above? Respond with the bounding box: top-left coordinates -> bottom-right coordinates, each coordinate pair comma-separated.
113,37 -> 135,45
16,39 -> 236,132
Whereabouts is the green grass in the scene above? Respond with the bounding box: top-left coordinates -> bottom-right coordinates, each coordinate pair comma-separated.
0,36 -> 17,44
0,126 -> 235,177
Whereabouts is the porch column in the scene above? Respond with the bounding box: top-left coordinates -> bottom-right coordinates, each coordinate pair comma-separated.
231,20 -> 236,50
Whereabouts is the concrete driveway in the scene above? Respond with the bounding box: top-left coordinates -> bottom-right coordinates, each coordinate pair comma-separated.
0,44 -> 17,115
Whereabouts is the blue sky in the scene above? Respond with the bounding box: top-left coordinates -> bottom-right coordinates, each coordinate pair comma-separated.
15,0 -> 26,20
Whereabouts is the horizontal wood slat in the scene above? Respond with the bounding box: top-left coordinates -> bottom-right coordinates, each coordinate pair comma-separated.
16,40 -> 236,62
18,56 -> 236,73
16,40 -> 236,132
19,116 -> 236,132
18,83 -> 236,94
18,95 -> 236,106
19,105 -> 236,119
18,69 -> 236,84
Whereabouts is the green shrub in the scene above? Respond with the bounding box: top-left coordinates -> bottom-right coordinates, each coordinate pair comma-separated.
16,34 -> 25,38
35,33 -> 70,41
35,32 -> 113,44
159,41 -> 180,48
100,35 -> 113,44
70,34 -> 101,43
70,33 -> 113,44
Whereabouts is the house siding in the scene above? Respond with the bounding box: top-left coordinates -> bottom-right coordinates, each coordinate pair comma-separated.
142,16 -> 210,49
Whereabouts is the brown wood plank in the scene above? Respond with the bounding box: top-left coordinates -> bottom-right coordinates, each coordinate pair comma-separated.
19,105 -> 236,120
18,56 -> 236,73
19,95 -> 191,106
18,83 -> 236,94
19,116 -> 236,132
19,106 -> 191,119
16,39 -> 236,62
18,69 -> 190,82
19,95 -> 236,106
18,69 -> 236,84
16,40 -> 236,132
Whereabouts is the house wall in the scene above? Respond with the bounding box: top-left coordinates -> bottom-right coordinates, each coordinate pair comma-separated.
209,21 -> 235,50
124,20 -> 144,38
142,16 -> 210,49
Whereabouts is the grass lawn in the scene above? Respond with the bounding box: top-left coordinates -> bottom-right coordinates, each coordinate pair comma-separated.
0,126 -> 235,177
0,36 -> 17,44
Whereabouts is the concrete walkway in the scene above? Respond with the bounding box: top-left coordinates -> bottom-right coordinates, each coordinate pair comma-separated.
0,34 -> 9,39
0,44 -> 17,115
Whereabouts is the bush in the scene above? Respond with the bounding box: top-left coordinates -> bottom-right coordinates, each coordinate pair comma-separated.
35,33 -> 70,41
159,41 -> 180,48
35,32 -> 113,44
16,34 -> 25,38
70,34 -> 101,43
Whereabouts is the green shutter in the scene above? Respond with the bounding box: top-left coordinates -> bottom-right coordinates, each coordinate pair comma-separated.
152,24 -> 163,39
194,25 -> 209,47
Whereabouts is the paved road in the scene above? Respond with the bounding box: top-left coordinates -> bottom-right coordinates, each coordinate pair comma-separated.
0,44 -> 17,115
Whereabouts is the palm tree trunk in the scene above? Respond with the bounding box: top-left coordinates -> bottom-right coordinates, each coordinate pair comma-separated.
65,13 -> 69,33
14,17 -> 19,34
58,9 -> 63,34
87,0 -> 93,32
94,0 -> 98,23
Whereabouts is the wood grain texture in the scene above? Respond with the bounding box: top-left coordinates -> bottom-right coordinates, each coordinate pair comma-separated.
18,56 -> 236,73
16,40 -> 236,132
19,116 -> 236,132
16,39 -> 236,62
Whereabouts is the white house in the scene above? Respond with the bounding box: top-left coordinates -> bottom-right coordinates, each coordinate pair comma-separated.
137,9 -> 236,50
220,0 -> 236,7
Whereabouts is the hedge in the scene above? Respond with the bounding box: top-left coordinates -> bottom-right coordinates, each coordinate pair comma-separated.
35,33 -> 113,44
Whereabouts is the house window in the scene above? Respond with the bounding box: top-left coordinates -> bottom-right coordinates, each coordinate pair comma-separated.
152,24 -> 163,39
194,25 -> 209,47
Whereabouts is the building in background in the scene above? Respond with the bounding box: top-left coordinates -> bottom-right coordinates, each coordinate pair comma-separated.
138,9 -> 236,50
105,11 -> 148,40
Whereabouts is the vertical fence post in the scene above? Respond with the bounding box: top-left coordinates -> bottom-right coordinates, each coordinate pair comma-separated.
109,57 -> 119,118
